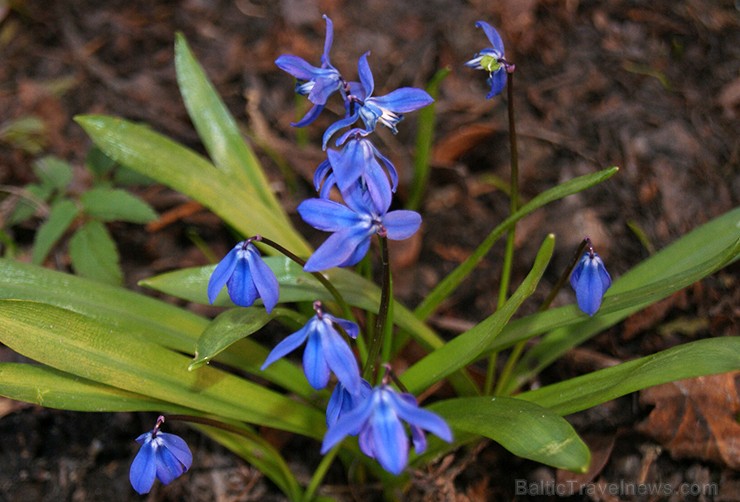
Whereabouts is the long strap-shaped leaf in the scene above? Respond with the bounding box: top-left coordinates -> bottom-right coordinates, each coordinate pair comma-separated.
174,34 -> 285,218
517,337 -> 740,415
430,396 -> 590,472
75,115 -> 310,255
400,234 -> 555,394
0,259 -> 313,398
0,300 -> 325,438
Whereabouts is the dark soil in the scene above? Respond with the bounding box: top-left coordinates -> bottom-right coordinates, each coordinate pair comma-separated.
0,0 -> 737,500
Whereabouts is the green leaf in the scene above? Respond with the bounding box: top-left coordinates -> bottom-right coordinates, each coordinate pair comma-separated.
414,167 -> 619,320
75,115 -> 310,255
80,187 -> 157,223
430,396 -> 590,472
85,145 -> 118,177
518,337 -> 740,415
174,33 -> 285,217
400,235 -> 555,394
191,307 -> 278,369
0,300 -> 326,438
7,183 -> 52,226
498,206 -> 740,394
31,198 -> 79,264
32,155 -> 73,191
69,220 -> 123,285
0,259 -> 313,398
0,363 -> 191,412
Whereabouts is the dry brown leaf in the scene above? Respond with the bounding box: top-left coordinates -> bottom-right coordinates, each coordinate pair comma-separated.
637,373 -> 740,469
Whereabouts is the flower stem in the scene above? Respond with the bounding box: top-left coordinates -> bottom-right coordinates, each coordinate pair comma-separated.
302,444 -> 340,502
493,238 -> 591,395
486,71 -> 519,395
362,235 -> 392,383
257,235 -> 354,321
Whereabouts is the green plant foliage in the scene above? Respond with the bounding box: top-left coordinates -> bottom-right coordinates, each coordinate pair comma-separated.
431,396 -> 590,472
69,220 -> 123,285
31,198 -> 79,264
80,187 -> 157,223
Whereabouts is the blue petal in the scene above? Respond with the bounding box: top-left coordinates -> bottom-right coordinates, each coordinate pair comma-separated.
226,257 -> 259,307
486,70 -> 507,99
570,254 -> 587,289
291,103 -> 325,127
321,389 -> 375,453
129,440 -> 157,495
357,52 -> 374,97
328,142 -> 365,192
304,227 -> 373,272
319,320 -> 361,395
371,143 -> 399,192
275,54 -> 321,81
370,394 -> 408,475
313,158 -> 332,191
326,382 -> 350,428
475,20 -> 505,54
303,330 -> 331,389
382,210 -> 422,240
338,233 -> 372,268
388,392 -> 453,443
158,433 -> 192,470
363,161 -> 393,215
261,322 -> 312,370
326,314 -> 359,339
298,198 -> 362,232
307,72 -> 341,105
322,113 -> 360,150
320,15 -> 334,67
155,442 -> 187,485
207,245 -> 239,304
358,424 -> 376,458
244,246 -> 279,313
370,88 -> 434,114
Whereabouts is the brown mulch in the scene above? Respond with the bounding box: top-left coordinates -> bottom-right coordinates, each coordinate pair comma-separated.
0,0 -> 737,500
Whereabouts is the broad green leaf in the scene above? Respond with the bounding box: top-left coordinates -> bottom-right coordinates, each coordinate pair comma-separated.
0,259 -> 312,398
0,363 -> 191,412
400,235 -> 555,394
32,155 -> 73,191
518,337 -> 740,415
85,145 -> 117,177
499,206 -> 740,394
430,396 -> 590,472
194,424 -> 302,500
174,34 -> 284,216
69,220 -> 122,285
0,300 -> 326,438
414,167 -> 619,319
80,187 -> 157,223
31,198 -> 79,264
191,307 -> 279,369
74,115 -> 310,255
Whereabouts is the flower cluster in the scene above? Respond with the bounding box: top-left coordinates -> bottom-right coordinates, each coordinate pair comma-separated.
129,416 -> 192,495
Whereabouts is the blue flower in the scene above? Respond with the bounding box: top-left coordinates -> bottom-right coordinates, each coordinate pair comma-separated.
207,239 -> 279,313
326,379 -> 372,429
465,21 -> 512,99
314,128 -> 398,213
321,385 -> 453,475
570,247 -> 612,316
275,15 -> 344,127
322,52 -> 433,148
129,416 -> 192,495
261,301 -> 361,394
297,183 -> 421,272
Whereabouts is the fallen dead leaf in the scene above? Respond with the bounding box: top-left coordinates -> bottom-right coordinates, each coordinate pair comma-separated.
637,373 -> 740,470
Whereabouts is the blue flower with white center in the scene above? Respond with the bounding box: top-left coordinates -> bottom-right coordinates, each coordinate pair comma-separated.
275,15 -> 344,127
570,244 -> 612,316
129,416 -> 192,495
326,378 -> 373,429
465,21 -> 513,99
297,182 -> 421,272
321,385 -> 453,475
314,128 -> 398,213
261,301 -> 361,394
207,238 -> 279,313
322,52 -> 433,148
